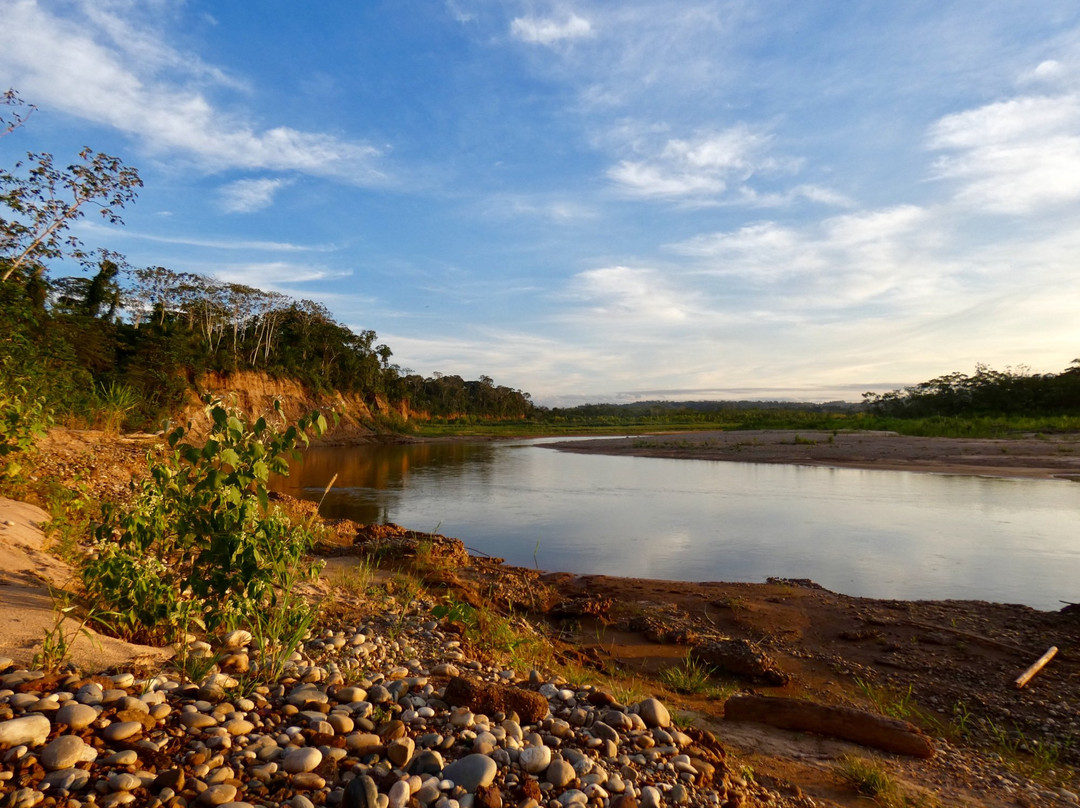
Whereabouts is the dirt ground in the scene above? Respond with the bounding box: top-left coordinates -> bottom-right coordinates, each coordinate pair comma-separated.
8,427 -> 1080,806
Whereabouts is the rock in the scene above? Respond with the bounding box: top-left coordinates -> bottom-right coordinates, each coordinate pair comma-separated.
108,773 -> 142,792
406,749 -> 444,776
442,753 -> 498,791
342,775 -> 379,808
518,744 -> 551,774
282,746 -> 323,773
637,698 -> 671,729
723,695 -> 935,758
222,630 -> 253,649
545,757 -> 577,788
0,714 -> 51,746
55,701 -> 98,730
40,735 -> 96,770
334,686 -> 367,703
102,720 -> 143,741
387,779 -> 410,808
692,639 -> 788,685
639,786 -> 662,808
152,768 -> 186,793
611,797 -> 638,808
387,735 -> 415,767
474,783 -> 503,808
591,721 -> 621,743
198,784 -> 238,805
443,677 -> 549,724
42,768 -> 92,792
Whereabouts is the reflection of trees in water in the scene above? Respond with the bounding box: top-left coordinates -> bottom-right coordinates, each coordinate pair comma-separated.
270,442 -> 498,524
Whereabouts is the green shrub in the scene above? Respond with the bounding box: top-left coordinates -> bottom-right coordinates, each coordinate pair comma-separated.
83,397 -> 332,642
0,361 -> 50,484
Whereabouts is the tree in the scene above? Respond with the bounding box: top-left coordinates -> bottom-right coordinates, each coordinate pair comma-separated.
1,90 -> 142,283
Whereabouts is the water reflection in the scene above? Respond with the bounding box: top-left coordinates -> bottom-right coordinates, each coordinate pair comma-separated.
272,439 -> 1080,610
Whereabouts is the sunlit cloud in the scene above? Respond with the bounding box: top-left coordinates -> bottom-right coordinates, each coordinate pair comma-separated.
0,0 -> 386,182
218,177 -> 293,213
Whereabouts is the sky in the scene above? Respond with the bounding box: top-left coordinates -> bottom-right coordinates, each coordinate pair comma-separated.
1,0 -> 1079,406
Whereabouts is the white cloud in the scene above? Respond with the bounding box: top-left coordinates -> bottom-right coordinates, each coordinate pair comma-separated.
207,262 -> 353,287
606,125 -> 801,201
511,13 -> 593,45
218,177 -> 292,213
0,0 -> 385,182
927,92 -> 1080,214
77,220 -> 332,252
568,266 -> 689,322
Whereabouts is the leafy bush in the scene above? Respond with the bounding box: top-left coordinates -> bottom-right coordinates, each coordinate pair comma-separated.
0,360 -> 49,484
83,397 -> 332,642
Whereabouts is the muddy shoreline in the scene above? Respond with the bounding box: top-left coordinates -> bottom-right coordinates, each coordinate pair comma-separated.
545,429 -> 1080,481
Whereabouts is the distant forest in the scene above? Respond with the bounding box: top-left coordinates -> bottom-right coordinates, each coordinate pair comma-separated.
862,363 -> 1080,418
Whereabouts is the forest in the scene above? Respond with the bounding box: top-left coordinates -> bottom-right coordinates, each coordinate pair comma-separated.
0,91 -> 535,432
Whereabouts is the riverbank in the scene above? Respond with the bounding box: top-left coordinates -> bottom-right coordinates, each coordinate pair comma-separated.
2,428 -> 1079,806
545,430 -> 1080,481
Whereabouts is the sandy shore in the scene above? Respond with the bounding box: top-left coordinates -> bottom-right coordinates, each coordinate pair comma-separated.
546,429 -> 1080,481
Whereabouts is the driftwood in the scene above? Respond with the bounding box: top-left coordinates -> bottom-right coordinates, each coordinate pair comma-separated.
902,619 -> 1029,655
1014,646 -> 1058,689
724,695 -> 935,758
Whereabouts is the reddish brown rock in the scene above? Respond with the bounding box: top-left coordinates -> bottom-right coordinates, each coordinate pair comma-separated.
443,677 -> 549,724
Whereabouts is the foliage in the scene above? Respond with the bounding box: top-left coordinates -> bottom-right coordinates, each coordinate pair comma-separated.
864,362 -> 1080,420
1,90 -> 141,284
0,359 -> 49,483
82,398 -> 331,642
834,756 -> 902,805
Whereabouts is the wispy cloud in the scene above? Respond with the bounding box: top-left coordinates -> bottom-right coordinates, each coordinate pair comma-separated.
568,266 -> 690,322
205,262 -> 353,287
928,91 -> 1080,214
77,220 -> 334,253
511,12 -> 594,45
606,124 -> 800,202
0,0 -> 385,182
218,177 -> 293,213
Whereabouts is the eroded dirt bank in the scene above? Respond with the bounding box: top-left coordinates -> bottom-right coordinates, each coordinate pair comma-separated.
546,429 -> 1080,481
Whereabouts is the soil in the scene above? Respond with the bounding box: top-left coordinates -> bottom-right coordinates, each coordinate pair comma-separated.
6,426 -> 1080,806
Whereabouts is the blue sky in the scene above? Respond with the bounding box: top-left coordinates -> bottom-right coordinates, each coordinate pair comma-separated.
2,0 -> 1079,405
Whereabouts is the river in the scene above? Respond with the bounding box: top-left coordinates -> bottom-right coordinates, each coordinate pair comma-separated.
272,438 -> 1080,611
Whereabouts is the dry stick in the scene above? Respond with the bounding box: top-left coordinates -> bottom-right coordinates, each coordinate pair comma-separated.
1015,646 -> 1058,689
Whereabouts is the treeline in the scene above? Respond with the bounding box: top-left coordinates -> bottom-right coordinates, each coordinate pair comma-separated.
547,399 -> 858,422
862,363 -> 1080,419
0,90 -> 535,431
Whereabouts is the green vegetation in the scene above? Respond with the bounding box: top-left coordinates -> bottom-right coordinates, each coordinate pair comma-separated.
834,756 -> 904,806
81,398 -> 328,643
1,90 -> 534,436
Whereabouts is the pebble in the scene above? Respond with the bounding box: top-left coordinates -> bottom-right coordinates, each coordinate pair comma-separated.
636,699 -> 671,730
442,753 -> 498,791
0,714 -> 51,746
55,701 -> 98,729
102,720 -> 143,741
283,746 -> 323,773
40,735 -> 97,770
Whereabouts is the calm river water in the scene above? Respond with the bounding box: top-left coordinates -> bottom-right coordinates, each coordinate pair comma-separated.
273,438 -> 1080,611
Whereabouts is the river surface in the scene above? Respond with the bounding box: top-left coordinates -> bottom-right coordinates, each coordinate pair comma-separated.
273,438 -> 1080,611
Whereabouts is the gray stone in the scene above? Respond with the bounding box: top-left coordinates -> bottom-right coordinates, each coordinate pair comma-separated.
591,721 -> 620,744
405,749 -> 444,776
637,698 -> 671,729
518,744 -> 551,774
41,735 -> 96,770
41,768 -> 91,792
282,746 -> 323,773
0,714 -> 51,747
55,701 -> 98,730
342,775 -> 379,808
108,773 -> 143,792
545,757 -> 577,788
442,753 -> 498,791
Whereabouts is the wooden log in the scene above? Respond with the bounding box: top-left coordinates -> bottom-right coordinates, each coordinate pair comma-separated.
1014,646 -> 1058,689
723,695 -> 935,758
